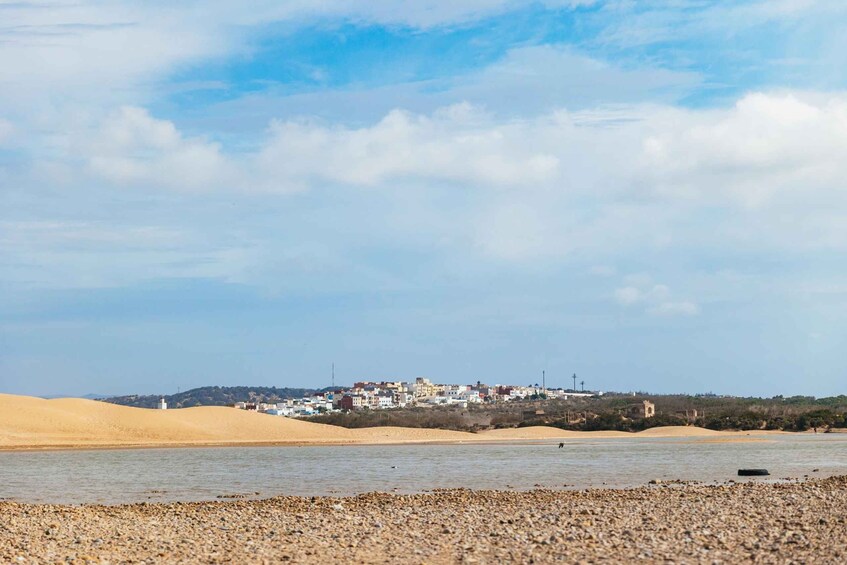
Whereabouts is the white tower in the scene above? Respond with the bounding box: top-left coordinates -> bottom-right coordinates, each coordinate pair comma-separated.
157,397 -> 167,410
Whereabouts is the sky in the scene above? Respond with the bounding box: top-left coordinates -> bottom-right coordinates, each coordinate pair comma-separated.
2,0 -> 846,397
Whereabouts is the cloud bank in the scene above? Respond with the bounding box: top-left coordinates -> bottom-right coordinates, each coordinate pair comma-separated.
3,0 -> 847,396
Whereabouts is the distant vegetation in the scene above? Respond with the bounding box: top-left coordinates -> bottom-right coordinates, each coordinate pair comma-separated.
308,406 -> 488,432
101,386 -> 337,409
309,394 -> 847,433
515,394 -> 847,433
102,387 -> 847,432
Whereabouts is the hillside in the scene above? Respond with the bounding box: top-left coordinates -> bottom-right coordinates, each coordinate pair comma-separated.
102,386 -> 339,409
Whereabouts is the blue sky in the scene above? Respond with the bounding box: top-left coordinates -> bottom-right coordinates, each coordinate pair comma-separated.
2,0 -> 847,397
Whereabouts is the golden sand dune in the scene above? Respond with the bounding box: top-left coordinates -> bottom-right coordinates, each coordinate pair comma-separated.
0,393 -> 752,450
0,394 -> 478,449
0,394 -> 351,447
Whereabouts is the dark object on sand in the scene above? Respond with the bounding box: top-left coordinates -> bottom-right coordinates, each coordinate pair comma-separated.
738,469 -> 770,476
558,443 -> 564,448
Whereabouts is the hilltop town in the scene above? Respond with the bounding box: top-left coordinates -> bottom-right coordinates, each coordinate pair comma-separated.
225,378 -> 600,417
102,383 -> 847,433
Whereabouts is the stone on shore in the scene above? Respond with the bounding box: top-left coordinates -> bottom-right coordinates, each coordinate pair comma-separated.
1,476 -> 846,563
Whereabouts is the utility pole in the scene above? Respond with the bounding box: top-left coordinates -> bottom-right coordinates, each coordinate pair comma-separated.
572,373 -> 577,392
332,362 -> 335,389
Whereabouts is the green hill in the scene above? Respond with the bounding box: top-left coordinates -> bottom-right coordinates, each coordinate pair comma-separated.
100,385 -> 341,409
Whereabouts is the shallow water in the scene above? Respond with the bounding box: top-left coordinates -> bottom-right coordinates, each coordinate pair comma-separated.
0,434 -> 844,504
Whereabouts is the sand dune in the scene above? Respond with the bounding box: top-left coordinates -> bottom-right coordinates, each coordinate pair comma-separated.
1,393 -> 752,450
0,394 -> 477,449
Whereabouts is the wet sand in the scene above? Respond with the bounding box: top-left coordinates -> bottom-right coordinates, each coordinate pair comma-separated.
2,476 -> 845,564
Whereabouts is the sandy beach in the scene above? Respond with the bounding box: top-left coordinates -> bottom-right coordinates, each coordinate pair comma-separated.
2,476 -> 845,563
0,394 -> 777,450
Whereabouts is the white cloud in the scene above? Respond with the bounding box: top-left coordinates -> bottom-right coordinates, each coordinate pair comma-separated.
78,107 -> 236,192
0,4 -> 233,114
256,105 -> 560,191
614,277 -> 699,317
639,92 -> 847,208
62,103 -> 562,195
6,90 -> 847,291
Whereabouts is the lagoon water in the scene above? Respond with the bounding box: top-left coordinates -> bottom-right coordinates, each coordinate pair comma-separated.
1,434 -> 845,505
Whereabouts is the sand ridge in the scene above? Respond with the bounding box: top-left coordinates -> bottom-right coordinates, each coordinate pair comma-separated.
0,394 -> 479,449
1,393 -> 764,450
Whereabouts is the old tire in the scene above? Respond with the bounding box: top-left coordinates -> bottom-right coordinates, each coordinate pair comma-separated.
738,469 -> 770,476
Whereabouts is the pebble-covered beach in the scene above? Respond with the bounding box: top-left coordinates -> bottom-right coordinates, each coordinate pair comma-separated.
2,476 -> 845,564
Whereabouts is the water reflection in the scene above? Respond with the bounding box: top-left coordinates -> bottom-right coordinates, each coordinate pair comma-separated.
0,434 -> 844,504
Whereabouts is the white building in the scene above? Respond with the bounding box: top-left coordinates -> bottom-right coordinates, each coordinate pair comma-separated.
375,393 -> 394,409
444,385 -> 470,397
460,390 -> 482,403
157,397 -> 167,410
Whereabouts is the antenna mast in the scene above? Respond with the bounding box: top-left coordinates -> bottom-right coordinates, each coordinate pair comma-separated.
332,362 -> 335,389
542,370 -> 545,394
572,373 -> 577,392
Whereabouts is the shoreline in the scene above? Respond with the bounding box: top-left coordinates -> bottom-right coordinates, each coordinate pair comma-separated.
3,476 -> 845,563
0,429 -> 792,453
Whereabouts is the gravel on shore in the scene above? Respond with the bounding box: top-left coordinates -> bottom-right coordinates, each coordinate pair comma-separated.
2,476 -> 846,564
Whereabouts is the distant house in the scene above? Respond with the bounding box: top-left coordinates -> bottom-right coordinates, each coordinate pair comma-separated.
474,385 -> 493,400
339,394 -> 365,411
629,400 -> 655,419
462,390 -> 481,403
675,409 -> 698,423
413,377 -> 440,398
375,392 -> 394,409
